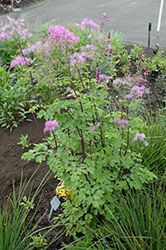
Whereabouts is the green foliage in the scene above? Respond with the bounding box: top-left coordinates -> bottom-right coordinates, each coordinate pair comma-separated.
0,38 -> 19,66
30,233 -> 48,250
133,107 -> 166,174
130,44 -> 144,61
0,169 -> 45,250
17,134 -> 31,149
22,76 -> 156,237
63,235 -> 106,250
143,51 -> 166,76
20,196 -> 34,210
96,176 -> 166,250
155,74 -> 166,92
0,67 -> 33,130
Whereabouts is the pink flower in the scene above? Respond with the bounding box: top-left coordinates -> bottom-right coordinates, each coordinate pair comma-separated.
133,132 -> 145,141
22,41 -> 41,55
133,132 -> 148,146
99,74 -> 111,82
144,65 -> 149,76
90,123 -> 95,131
86,43 -> 97,51
10,55 -> 33,68
124,93 -> 134,99
99,13 -> 109,22
66,87 -> 71,92
96,122 -> 101,127
81,18 -> 100,30
70,52 -> 92,65
44,120 -> 59,133
114,119 -> 128,128
48,26 -> 80,43
0,32 -> 11,40
130,85 -> 145,98
96,68 -> 111,83
90,126 -> 95,131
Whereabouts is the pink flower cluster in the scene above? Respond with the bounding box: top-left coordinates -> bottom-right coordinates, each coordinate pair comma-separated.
70,52 -> 92,65
22,41 -> 42,55
86,43 -> 97,51
133,132 -> 148,146
98,13 -> 109,32
114,119 -> 128,128
81,18 -> 100,30
129,85 -> 148,98
44,120 -> 59,133
90,122 -> 101,131
48,26 -> 80,43
0,17 -> 32,40
10,55 -> 33,68
113,76 -> 149,99
0,32 -> 10,39
96,68 -> 111,83
113,78 -> 132,87
99,13 -> 109,22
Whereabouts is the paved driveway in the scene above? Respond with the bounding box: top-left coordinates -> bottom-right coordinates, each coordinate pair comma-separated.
1,0 -> 166,48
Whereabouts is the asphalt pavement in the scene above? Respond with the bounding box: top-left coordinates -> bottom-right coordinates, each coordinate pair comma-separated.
1,0 -> 166,48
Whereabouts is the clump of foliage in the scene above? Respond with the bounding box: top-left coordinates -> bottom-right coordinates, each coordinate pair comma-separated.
0,168 -> 55,250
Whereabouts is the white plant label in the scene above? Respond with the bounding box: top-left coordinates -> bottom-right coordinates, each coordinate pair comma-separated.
48,196 -> 61,219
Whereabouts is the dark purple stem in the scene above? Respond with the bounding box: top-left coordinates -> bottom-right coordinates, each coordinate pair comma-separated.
52,131 -> 58,151
119,127 -> 124,156
81,129 -> 85,162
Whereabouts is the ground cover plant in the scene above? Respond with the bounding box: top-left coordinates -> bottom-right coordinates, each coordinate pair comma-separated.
0,11 -> 166,249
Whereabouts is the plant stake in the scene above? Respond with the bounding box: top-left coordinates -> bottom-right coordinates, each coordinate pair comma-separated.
156,0 -> 164,51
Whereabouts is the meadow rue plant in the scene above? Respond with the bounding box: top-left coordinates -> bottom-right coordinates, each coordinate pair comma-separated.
23,83 -> 156,237
22,67 -> 156,239
6,14 -> 158,238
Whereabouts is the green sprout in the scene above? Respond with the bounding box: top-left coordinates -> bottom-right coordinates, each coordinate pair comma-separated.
20,196 -> 34,210
17,134 -> 31,149
30,233 -> 48,250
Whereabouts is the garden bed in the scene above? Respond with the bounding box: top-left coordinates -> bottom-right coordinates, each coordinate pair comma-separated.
0,45 -> 165,249
0,11 -> 166,249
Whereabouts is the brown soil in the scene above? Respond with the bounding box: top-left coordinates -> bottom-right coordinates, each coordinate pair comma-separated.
0,114 -> 73,249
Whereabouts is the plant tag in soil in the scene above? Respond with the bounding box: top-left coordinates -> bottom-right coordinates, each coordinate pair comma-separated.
48,196 -> 61,219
